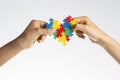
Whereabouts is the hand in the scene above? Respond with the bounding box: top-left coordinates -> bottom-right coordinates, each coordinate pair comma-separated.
17,20 -> 54,49
0,20 -> 54,66
74,16 -> 107,45
74,16 -> 120,64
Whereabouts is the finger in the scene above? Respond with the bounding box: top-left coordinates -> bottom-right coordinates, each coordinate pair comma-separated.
72,17 -> 81,24
75,24 -> 86,32
38,40 -> 42,43
29,20 -> 46,28
41,35 -> 47,41
40,21 -> 47,28
76,30 -> 83,34
70,26 -> 75,30
89,38 -> 96,43
39,28 -> 54,35
77,34 -> 85,39
76,30 -> 84,37
37,35 -> 47,43
37,35 -> 42,43
40,21 -> 54,35
76,32 -> 85,39
73,16 -> 88,24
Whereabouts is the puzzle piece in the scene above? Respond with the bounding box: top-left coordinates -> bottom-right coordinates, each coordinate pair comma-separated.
46,15 -> 77,46
70,19 -> 77,26
66,15 -> 72,23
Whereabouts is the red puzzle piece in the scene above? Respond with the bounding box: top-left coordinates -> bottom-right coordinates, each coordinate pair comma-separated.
66,36 -> 70,41
66,15 -> 72,23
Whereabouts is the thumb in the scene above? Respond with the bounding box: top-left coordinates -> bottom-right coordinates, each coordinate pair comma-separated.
39,28 -> 54,35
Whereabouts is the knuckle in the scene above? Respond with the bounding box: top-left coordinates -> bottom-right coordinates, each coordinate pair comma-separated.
31,20 -> 38,22
31,20 -> 37,23
30,20 -> 41,28
31,20 -> 39,25
81,16 -> 88,19
82,16 -> 88,19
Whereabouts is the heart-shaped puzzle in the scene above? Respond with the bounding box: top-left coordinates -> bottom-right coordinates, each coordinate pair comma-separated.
46,15 -> 77,46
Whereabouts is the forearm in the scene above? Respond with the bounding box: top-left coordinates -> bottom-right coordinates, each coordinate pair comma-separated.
0,37 -> 24,66
100,34 -> 120,64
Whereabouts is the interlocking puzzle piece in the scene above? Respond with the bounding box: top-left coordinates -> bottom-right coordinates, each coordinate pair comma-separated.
52,19 -> 60,30
46,18 -> 53,28
53,31 -> 57,39
63,19 -> 71,28
70,19 -> 77,26
66,15 -> 72,23
56,27 -> 65,37
58,34 -> 67,46
46,15 -> 77,46
66,36 -> 70,41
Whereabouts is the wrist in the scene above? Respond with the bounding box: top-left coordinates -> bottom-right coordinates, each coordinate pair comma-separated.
92,28 -> 110,46
98,33 -> 114,47
15,36 -> 27,50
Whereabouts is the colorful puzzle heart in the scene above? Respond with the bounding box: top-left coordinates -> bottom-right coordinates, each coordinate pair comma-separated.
46,15 -> 77,46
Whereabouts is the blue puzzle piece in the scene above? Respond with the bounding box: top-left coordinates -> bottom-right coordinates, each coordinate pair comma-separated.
49,18 -> 53,22
46,23 -> 52,28
63,19 -> 71,28
46,18 -> 54,29
69,30 -> 74,37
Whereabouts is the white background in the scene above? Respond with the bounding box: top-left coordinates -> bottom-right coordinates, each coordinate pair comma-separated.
0,0 -> 120,80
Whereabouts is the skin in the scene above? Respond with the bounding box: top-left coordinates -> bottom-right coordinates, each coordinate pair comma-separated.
74,16 -> 120,64
0,16 -> 120,67
0,20 -> 54,66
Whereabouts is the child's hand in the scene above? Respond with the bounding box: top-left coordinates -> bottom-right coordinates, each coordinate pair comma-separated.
18,20 -> 54,49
